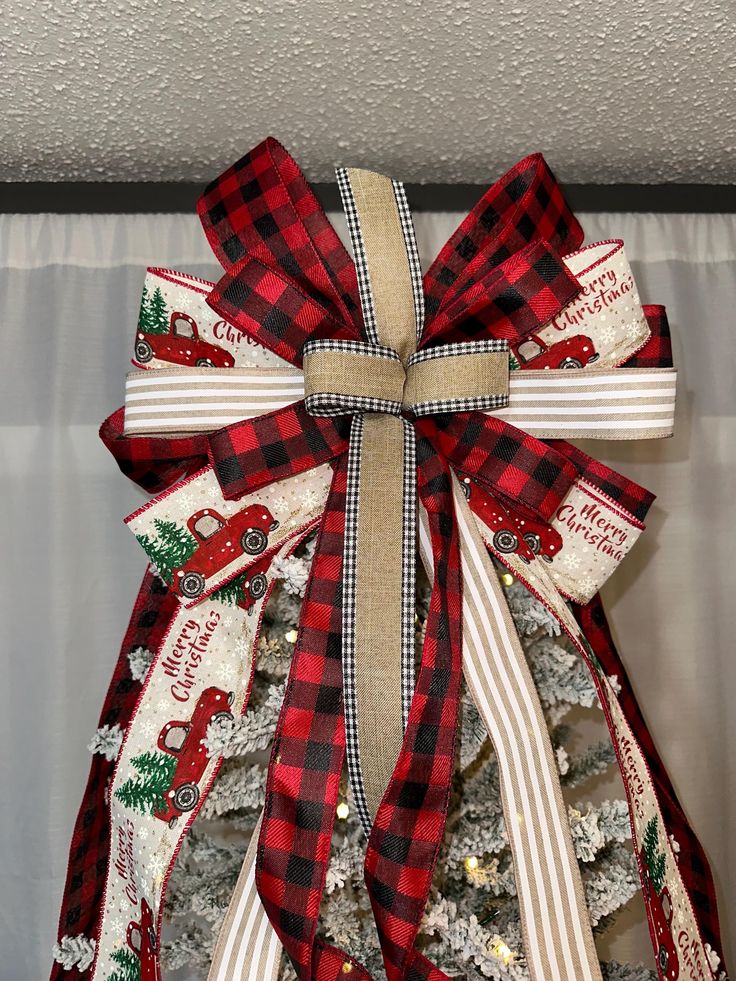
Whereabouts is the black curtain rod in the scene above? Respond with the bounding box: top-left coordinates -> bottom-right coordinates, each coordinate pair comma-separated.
1,182 -> 735,214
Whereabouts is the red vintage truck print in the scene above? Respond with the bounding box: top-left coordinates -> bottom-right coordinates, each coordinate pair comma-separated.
126,898 -> 161,981
154,687 -> 234,828
462,477 -> 563,564
134,311 -> 235,369
237,551 -> 276,614
512,332 -> 599,370
640,846 -> 680,980
175,505 -> 279,600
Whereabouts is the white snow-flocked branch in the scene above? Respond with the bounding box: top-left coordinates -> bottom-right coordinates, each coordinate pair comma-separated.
568,800 -> 631,864
204,684 -> 285,758
128,645 -> 154,682
87,723 -> 123,761
421,896 -> 527,980
162,926 -> 215,971
504,578 -> 561,637
52,935 -> 96,972
585,844 -> 640,926
325,835 -> 364,894
459,693 -> 489,770
601,961 -> 656,980
200,763 -> 267,818
272,552 -> 311,597
563,740 -> 617,787
528,636 -> 598,711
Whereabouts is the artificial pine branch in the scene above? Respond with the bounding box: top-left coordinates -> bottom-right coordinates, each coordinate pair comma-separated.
161,571 -> 650,978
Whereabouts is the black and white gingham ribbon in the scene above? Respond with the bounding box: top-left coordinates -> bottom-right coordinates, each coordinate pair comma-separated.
335,168 -> 422,834
324,172 -> 515,835
336,167 -> 424,349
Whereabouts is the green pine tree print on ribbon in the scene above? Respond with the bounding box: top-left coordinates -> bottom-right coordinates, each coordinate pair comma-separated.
642,815 -> 667,894
115,751 -> 177,816
138,285 -> 170,335
136,519 -> 197,585
211,571 -> 250,607
106,948 -> 140,981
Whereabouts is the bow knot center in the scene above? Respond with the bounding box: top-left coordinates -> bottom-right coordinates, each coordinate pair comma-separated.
302,339 -> 511,418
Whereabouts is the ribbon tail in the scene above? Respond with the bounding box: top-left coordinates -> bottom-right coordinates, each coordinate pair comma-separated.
50,569 -> 179,981
363,439 -> 462,981
90,510 -> 321,981
575,595 -> 728,970
445,475 -> 602,981
207,812 -> 281,981
342,414 -> 416,833
492,540 -> 721,981
255,455 -> 350,980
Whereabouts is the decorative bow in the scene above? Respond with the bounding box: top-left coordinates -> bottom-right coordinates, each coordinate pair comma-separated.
50,138 -> 728,981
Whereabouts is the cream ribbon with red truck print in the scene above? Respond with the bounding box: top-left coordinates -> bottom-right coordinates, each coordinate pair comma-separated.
89,470 -> 330,981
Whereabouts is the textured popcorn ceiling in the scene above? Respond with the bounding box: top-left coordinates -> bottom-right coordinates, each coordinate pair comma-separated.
4,0 -> 736,184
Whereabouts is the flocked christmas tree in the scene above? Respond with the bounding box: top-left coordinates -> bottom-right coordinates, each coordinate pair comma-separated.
107,948 -> 141,981
123,538 -> 657,980
135,519 -> 197,585
115,751 -> 177,816
138,285 -> 171,335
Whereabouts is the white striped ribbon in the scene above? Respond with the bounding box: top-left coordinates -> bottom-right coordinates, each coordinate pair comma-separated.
123,365 -> 676,440
123,367 -> 305,434
207,815 -> 281,981
419,484 -> 602,981
495,367 -> 677,438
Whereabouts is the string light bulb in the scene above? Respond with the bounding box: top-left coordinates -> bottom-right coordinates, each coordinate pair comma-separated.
490,940 -> 513,965
336,801 -> 350,820
284,629 -> 298,644
500,572 -> 514,587
464,855 -> 479,872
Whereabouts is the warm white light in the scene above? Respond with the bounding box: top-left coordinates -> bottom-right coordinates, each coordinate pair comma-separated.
464,855 -> 479,871
336,802 -> 350,820
491,940 -> 513,964
501,573 -> 514,587
284,629 -> 299,644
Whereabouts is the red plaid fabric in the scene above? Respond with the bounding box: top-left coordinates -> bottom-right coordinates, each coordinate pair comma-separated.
421,238 -> 581,348
209,256 -> 358,367
422,152 -> 584,319
198,137 -> 361,332
100,408 -> 210,493
574,596 -> 728,972
208,401 -> 350,501
547,440 -> 656,523
363,437 -> 462,981
626,304 -> 674,368
50,570 -> 178,981
423,412 -> 578,523
257,456 -> 347,975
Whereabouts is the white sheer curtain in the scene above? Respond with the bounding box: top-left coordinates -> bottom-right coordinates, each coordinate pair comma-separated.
1,210 -> 734,980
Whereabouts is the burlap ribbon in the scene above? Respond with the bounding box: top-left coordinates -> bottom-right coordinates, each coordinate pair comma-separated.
52,139 -> 727,981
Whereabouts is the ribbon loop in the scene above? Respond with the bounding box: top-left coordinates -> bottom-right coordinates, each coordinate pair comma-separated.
405,340 -> 509,415
303,339 -> 405,417
302,338 -> 512,420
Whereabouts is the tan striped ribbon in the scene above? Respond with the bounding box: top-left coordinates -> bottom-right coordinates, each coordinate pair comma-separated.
122,364 -> 676,440
418,484 -> 602,981
207,814 -> 281,981
496,367 -> 677,438
123,366 -> 304,434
